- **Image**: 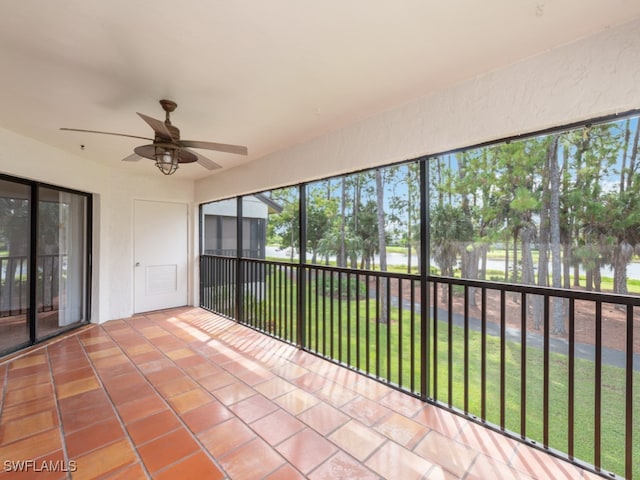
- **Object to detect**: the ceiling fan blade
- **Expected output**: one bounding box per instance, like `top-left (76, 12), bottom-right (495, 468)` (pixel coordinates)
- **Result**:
top-left (137, 112), bottom-right (174, 140)
top-left (60, 128), bottom-right (152, 142)
top-left (122, 153), bottom-right (142, 162)
top-left (180, 140), bottom-right (247, 156)
top-left (184, 148), bottom-right (222, 170)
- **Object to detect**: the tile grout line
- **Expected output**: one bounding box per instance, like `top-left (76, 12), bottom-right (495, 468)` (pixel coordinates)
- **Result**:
top-left (75, 326), bottom-right (153, 479)
top-left (0, 354), bottom-right (9, 420)
top-left (142, 313), bottom-right (312, 479)
top-left (147, 313), bottom-right (351, 478)
top-left (96, 320), bottom-right (204, 477)
top-left (46, 338), bottom-right (77, 480)
top-left (176, 312), bottom-right (436, 479)
top-left (217, 315), bottom-right (536, 478)
top-left (459, 452), bottom-right (480, 480)
top-left (183, 314), bottom-right (435, 477)
top-left (0, 324), bottom-right (97, 367)
top-left (200, 315), bottom-right (505, 479)
top-left (103, 315), bottom-right (239, 479)
top-left (149, 310), bottom-right (549, 480)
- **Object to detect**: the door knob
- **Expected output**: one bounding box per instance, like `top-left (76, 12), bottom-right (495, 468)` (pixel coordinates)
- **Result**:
top-left (135, 262), bottom-right (140, 267)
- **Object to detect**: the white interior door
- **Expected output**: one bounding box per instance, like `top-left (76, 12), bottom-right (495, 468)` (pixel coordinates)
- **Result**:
top-left (134, 200), bottom-right (188, 313)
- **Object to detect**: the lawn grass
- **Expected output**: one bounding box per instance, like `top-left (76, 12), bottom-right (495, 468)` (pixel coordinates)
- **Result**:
top-left (436, 321), bottom-right (639, 477)
top-left (238, 271), bottom-right (639, 478)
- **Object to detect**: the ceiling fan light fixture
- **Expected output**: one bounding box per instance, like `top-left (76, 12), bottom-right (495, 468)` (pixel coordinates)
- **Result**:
top-left (61, 100), bottom-right (248, 176)
top-left (154, 146), bottom-right (179, 175)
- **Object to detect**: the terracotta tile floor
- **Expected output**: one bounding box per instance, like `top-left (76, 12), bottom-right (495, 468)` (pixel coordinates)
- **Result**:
top-left (0, 307), bottom-right (595, 479)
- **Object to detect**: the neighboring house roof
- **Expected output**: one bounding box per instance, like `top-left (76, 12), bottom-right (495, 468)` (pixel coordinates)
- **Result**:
top-left (254, 193), bottom-right (283, 214)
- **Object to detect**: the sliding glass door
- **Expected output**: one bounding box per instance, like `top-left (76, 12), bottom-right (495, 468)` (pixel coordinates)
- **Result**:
top-left (0, 178), bottom-right (31, 352)
top-left (37, 188), bottom-right (89, 338)
top-left (0, 175), bottom-right (90, 355)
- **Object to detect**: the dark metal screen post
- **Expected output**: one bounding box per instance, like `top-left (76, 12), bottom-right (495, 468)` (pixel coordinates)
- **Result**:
top-left (543, 294), bottom-right (550, 448)
top-left (520, 292), bottom-right (527, 439)
top-left (595, 301), bottom-right (602, 471)
top-left (500, 291), bottom-right (506, 430)
top-left (480, 287), bottom-right (487, 421)
top-left (85, 195), bottom-right (93, 323)
top-left (198, 204), bottom-right (204, 308)
top-left (625, 305), bottom-right (634, 480)
top-left (419, 158), bottom-right (429, 399)
top-left (568, 298), bottom-right (575, 458)
top-left (236, 197), bottom-right (243, 322)
top-left (464, 285), bottom-right (469, 414)
top-left (297, 184), bottom-right (307, 348)
top-left (28, 185), bottom-right (38, 343)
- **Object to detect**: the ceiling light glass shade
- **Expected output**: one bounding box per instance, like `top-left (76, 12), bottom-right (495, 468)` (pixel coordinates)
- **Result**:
top-left (155, 146), bottom-right (179, 175)
top-left (134, 143), bottom-right (198, 175)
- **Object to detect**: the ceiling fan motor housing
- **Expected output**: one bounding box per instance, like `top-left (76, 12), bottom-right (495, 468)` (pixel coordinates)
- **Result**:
top-left (158, 124), bottom-right (180, 142)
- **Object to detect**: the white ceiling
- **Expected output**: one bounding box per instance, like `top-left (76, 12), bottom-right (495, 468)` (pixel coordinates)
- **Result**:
top-left (1, 0), bottom-right (640, 180)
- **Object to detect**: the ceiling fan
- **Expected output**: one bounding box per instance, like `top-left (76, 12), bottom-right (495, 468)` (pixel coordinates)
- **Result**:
top-left (61, 99), bottom-right (248, 175)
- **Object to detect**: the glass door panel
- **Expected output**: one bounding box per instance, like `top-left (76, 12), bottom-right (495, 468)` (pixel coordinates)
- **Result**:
top-left (0, 179), bottom-right (31, 353)
top-left (37, 188), bottom-right (88, 339)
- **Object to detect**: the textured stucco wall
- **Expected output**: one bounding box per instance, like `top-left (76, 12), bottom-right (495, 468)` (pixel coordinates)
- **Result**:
top-left (195, 18), bottom-right (640, 204)
top-left (0, 128), bottom-right (194, 322)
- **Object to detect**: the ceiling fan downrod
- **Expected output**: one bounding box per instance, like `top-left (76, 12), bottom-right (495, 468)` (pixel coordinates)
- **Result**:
top-left (159, 99), bottom-right (177, 125)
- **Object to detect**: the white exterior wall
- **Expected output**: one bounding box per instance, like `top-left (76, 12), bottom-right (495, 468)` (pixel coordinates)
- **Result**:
top-left (242, 197), bottom-right (269, 219)
top-left (195, 19), bottom-right (640, 203)
top-left (201, 196), bottom-right (268, 218)
top-left (201, 198), bottom-right (236, 217)
top-left (0, 127), bottom-right (194, 323)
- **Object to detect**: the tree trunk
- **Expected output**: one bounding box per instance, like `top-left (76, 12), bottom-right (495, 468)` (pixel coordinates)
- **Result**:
top-left (572, 221), bottom-right (581, 287)
top-left (354, 175), bottom-right (361, 268)
top-left (573, 262), bottom-right (580, 287)
top-left (504, 236), bottom-right (510, 282)
top-left (407, 168), bottom-right (413, 274)
top-left (521, 226), bottom-right (535, 285)
top-left (534, 135), bottom-right (553, 330)
top-left (2, 224), bottom-right (29, 314)
top-left (1, 258), bottom-right (19, 314)
top-left (561, 142), bottom-right (572, 290)
top-left (548, 136), bottom-right (565, 334)
top-left (620, 119), bottom-right (630, 193)
top-left (562, 242), bottom-right (571, 289)
top-left (375, 169), bottom-right (388, 323)
top-left (613, 241), bottom-right (632, 295)
top-left (626, 119), bottom-right (640, 191)
top-left (339, 177), bottom-right (347, 268)
top-left (513, 232), bottom-right (518, 283)
top-left (291, 228), bottom-right (295, 262)
top-left (594, 259), bottom-right (602, 292)
top-left (462, 243), bottom-right (480, 307)
top-left (435, 159), bottom-right (444, 206)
